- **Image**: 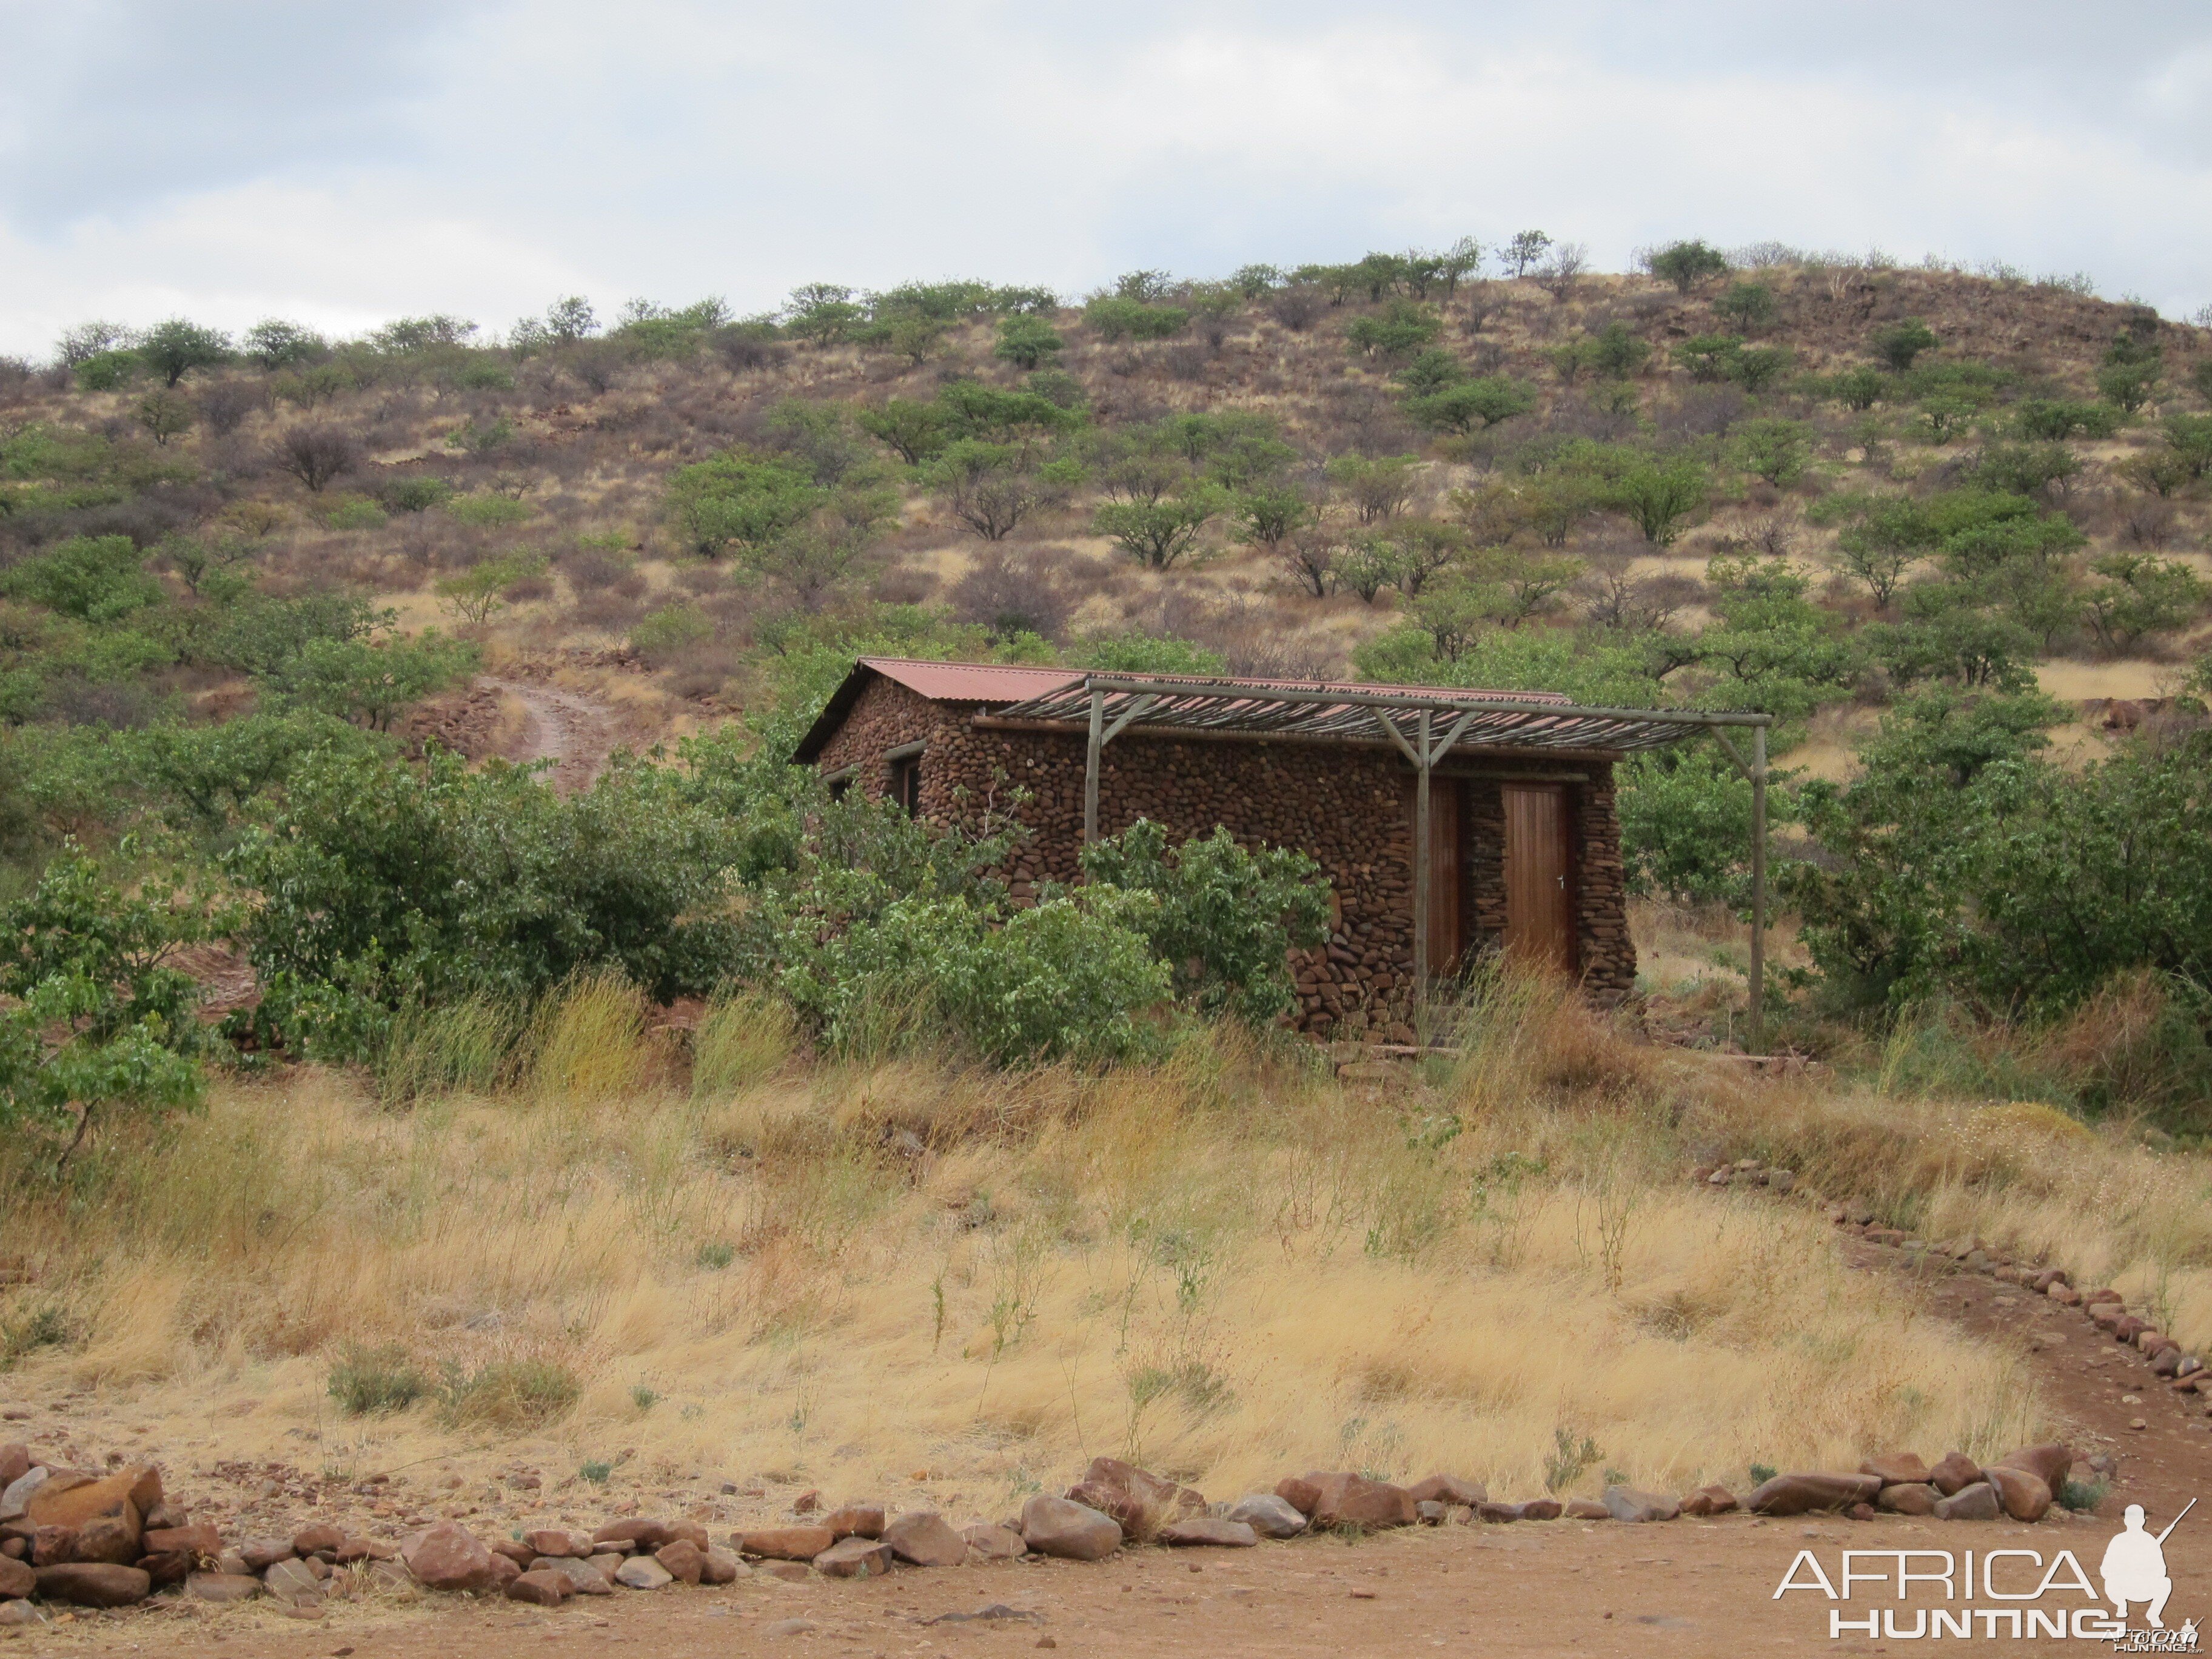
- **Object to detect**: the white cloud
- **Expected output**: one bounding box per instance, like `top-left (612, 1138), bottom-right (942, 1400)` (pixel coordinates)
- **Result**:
top-left (1, 1), bottom-right (2208, 357)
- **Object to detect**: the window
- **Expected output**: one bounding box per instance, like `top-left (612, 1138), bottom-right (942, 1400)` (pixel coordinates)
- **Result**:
top-left (890, 755), bottom-right (921, 816)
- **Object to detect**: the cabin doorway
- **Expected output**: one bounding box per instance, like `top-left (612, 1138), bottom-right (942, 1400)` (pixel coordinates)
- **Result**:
top-left (1503, 783), bottom-right (1575, 973)
top-left (1424, 779), bottom-right (1469, 977)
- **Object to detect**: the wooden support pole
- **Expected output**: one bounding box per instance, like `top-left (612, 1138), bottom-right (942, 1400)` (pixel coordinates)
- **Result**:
top-left (1413, 709), bottom-right (1432, 1003)
top-left (1083, 683), bottom-right (1103, 847)
top-left (1749, 722), bottom-right (1768, 1054)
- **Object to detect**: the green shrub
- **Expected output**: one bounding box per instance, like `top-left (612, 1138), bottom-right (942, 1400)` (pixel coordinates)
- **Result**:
top-left (1406, 376), bottom-right (1536, 433)
top-left (1646, 239), bottom-right (1729, 292)
top-left (320, 495), bottom-right (388, 531)
top-left (375, 994), bottom-right (531, 1102)
top-left (444, 492), bottom-right (532, 528)
top-left (1082, 297), bottom-right (1188, 342)
top-left (1346, 300), bottom-right (1443, 360)
top-left (0, 535), bottom-right (163, 622)
top-left (993, 315), bottom-right (1064, 369)
top-left (327, 1344), bottom-right (430, 1413)
top-left (437, 1358), bottom-right (581, 1430)
top-left (1080, 821), bottom-right (1330, 1024)
top-left (380, 477), bottom-right (454, 512)
top-left (629, 604), bottom-right (715, 663)
top-left (0, 1304), bottom-right (73, 1369)
top-left (1871, 320), bottom-right (1939, 370)
top-left (73, 349), bottom-right (140, 391)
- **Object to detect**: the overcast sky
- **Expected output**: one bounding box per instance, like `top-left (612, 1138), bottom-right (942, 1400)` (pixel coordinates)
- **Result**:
top-left (4, 0), bottom-right (2211, 358)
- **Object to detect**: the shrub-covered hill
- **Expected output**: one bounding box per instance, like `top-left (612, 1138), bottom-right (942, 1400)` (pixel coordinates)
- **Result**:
top-left (1, 241), bottom-right (2210, 1109)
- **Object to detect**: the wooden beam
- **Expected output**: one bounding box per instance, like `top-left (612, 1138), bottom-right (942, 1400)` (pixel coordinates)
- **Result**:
top-left (1749, 722), bottom-right (1768, 1055)
top-left (1082, 685), bottom-right (1103, 847)
top-left (1100, 694), bottom-right (1157, 747)
top-left (1413, 710), bottom-right (1432, 1006)
top-left (1371, 709), bottom-right (1422, 768)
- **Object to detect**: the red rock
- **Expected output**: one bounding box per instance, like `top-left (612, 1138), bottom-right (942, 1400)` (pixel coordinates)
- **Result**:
top-left (1877, 1483), bottom-right (1939, 1515)
top-left (1985, 1466), bottom-right (2053, 1522)
top-left (76, 1517), bottom-right (141, 1566)
top-left (488, 1552), bottom-right (521, 1589)
top-left (792, 1490), bottom-right (820, 1514)
top-left (1849, 1502), bottom-right (1879, 1521)
top-left (144, 1524), bottom-right (220, 1560)
top-left (1305, 1473), bottom-right (1415, 1530)
top-left (1563, 1499), bottom-right (1611, 1521)
top-left (701, 1547), bottom-right (740, 1585)
top-left (1405, 1474), bottom-right (1487, 1507)
top-left (1512, 1500), bottom-right (1564, 1521)
top-left (1273, 1476), bottom-right (1322, 1517)
top-left (529, 1558), bottom-right (612, 1595)
top-left (1678, 1486), bottom-right (1738, 1516)
top-left (2150, 1347), bottom-right (2184, 1376)
top-left (1858, 1453), bottom-right (1931, 1487)
top-left (654, 1540), bottom-right (705, 1585)
top-left (737, 1526), bottom-right (835, 1561)
top-left (962, 1524), bottom-right (1027, 1560)
top-left (1602, 1487), bottom-right (1678, 1523)
top-left (292, 1522), bottom-right (345, 1557)
top-left (1933, 1482), bottom-right (2001, 1521)
top-left (489, 1538), bottom-right (535, 1566)
top-left (1018, 1496), bottom-right (1121, 1561)
top-left (1929, 1452), bottom-right (1982, 1496)
top-left (1746, 1473), bottom-right (1882, 1516)
top-left (591, 1519), bottom-right (673, 1551)
top-left (1063, 1458), bottom-right (1204, 1535)
top-left (882, 1511), bottom-right (966, 1567)
top-left (524, 1529), bottom-right (582, 1559)
top-left (30, 1526), bottom-right (78, 1566)
top-left (506, 1569), bottom-right (572, 1606)
top-left (663, 1520), bottom-right (709, 1552)
top-left (812, 1537), bottom-right (895, 1578)
top-left (825, 1505), bottom-right (885, 1540)
top-left (2048, 1284), bottom-right (2082, 1306)
top-left (0, 1554), bottom-right (30, 1598)
top-left (25, 1469), bottom-right (149, 1546)
top-left (402, 1522), bottom-right (500, 1592)
top-left (186, 1571), bottom-right (265, 1604)
top-left (137, 1550), bottom-right (193, 1588)
top-left (239, 1537), bottom-right (295, 1572)
top-left (33, 1562), bottom-right (150, 1606)
top-left (1474, 1502), bottom-right (1521, 1523)
top-left (1155, 1517), bottom-right (1257, 1547)
top-left (1988, 1444), bottom-right (2071, 1494)
top-left (0, 1449), bottom-right (25, 1493)
top-left (333, 1538), bottom-right (395, 1564)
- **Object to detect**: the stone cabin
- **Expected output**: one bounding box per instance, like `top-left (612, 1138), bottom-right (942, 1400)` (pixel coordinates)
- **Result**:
top-left (793, 657), bottom-right (1660, 1041)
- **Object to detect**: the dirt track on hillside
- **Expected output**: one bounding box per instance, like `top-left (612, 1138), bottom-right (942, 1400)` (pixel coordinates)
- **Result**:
top-left (33, 1232), bottom-right (2212, 1658)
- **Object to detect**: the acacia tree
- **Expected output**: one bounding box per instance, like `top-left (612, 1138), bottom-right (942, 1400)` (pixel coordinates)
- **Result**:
top-left (1502, 230), bottom-right (1553, 278)
top-left (137, 318), bottom-right (230, 386)
top-left (1646, 240), bottom-right (1730, 293)
top-left (274, 424), bottom-right (362, 492)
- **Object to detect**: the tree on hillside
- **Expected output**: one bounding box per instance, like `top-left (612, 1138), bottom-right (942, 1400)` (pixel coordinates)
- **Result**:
top-left (1646, 240), bottom-right (1730, 293)
top-left (1872, 319), bottom-right (1939, 370)
top-left (1502, 230), bottom-right (1552, 278)
top-left (993, 315), bottom-right (1064, 370)
top-left (137, 318), bottom-right (230, 386)
top-left (273, 425), bottom-right (361, 493)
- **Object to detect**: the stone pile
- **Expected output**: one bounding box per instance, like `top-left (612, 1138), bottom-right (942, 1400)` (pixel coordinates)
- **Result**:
top-left (0, 1436), bottom-right (2108, 1629)
top-left (1693, 1154), bottom-right (2211, 1422)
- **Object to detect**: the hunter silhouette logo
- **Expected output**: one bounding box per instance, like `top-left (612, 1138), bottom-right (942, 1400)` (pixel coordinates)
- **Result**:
top-left (2103, 1501), bottom-right (2190, 1630)
top-left (1774, 1498), bottom-right (2198, 1644)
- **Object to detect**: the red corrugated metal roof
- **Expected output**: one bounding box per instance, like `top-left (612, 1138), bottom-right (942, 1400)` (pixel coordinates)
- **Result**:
top-left (860, 658), bottom-right (1085, 702)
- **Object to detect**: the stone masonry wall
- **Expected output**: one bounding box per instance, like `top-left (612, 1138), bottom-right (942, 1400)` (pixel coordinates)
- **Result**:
top-left (812, 675), bottom-right (1637, 1035)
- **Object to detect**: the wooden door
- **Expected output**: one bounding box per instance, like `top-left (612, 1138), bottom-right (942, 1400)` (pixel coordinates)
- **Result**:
top-left (1427, 779), bottom-right (1465, 976)
top-left (1503, 783), bottom-right (1575, 973)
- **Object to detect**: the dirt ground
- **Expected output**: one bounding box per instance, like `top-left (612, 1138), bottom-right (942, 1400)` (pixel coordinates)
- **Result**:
top-left (15, 1219), bottom-right (2211, 1658)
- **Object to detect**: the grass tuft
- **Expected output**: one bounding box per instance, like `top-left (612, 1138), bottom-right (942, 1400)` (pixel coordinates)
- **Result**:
top-left (327, 1343), bottom-right (430, 1414)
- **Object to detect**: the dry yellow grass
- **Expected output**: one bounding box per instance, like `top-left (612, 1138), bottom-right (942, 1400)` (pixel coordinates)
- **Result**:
top-left (21, 976), bottom-right (2200, 1529)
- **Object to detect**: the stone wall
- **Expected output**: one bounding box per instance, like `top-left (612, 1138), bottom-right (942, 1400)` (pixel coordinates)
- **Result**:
top-left (812, 674), bottom-right (1637, 1035)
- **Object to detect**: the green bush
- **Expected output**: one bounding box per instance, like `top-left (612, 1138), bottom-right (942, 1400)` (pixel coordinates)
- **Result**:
top-left (380, 476), bottom-right (454, 512)
top-left (444, 493), bottom-right (532, 528)
top-left (320, 495), bottom-right (388, 531)
top-left (1406, 376), bottom-right (1536, 434)
top-left (1083, 297), bottom-right (1188, 342)
top-left (73, 349), bottom-right (139, 392)
top-left (0, 850), bottom-right (211, 1171)
top-left (629, 604), bottom-right (715, 663)
top-left (0, 535), bottom-right (163, 623)
top-left (993, 315), bottom-right (1064, 370)
top-left (436, 1358), bottom-right (581, 1430)
top-left (1346, 300), bottom-right (1442, 360)
top-left (327, 1344), bottom-right (430, 1413)
top-left (1079, 821), bottom-right (1329, 1024)
top-left (1646, 240), bottom-right (1730, 292)
top-left (1871, 320), bottom-right (1939, 370)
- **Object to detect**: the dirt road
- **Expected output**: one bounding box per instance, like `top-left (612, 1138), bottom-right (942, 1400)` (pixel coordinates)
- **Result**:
top-left (484, 677), bottom-right (612, 794)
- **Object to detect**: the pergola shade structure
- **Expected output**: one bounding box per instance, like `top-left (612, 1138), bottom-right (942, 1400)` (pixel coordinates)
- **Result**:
top-left (977, 672), bottom-right (1777, 1048)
